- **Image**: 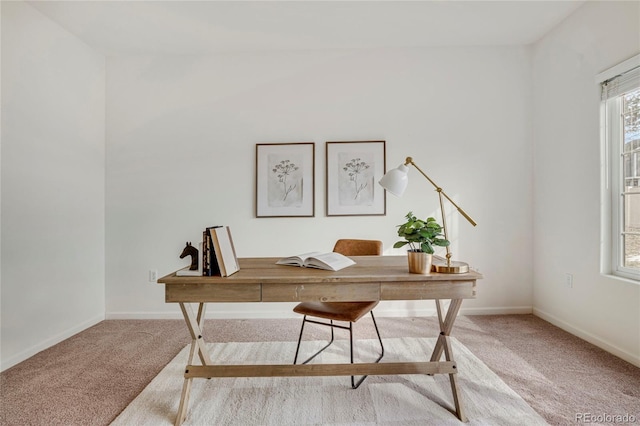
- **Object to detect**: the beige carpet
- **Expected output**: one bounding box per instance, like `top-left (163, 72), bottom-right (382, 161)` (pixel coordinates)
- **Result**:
top-left (111, 337), bottom-right (548, 425)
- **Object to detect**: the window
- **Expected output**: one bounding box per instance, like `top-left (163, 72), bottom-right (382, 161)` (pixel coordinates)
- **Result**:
top-left (601, 55), bottom-right (640, 280)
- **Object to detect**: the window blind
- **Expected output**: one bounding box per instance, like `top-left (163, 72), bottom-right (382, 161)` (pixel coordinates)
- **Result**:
top-left (601, 65), bottom-right (640, 100)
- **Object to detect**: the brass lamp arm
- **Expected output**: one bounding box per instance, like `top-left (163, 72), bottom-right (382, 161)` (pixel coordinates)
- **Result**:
top-left (404, 157), bottom-right (477, 227)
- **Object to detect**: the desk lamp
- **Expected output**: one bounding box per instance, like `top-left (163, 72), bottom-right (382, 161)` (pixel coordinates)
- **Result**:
top-left (379, 157), bottom-right (477, 273)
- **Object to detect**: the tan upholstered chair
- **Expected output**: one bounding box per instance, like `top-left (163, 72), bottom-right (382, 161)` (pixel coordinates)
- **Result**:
top-left (292, 239), bottom-right (384, 389)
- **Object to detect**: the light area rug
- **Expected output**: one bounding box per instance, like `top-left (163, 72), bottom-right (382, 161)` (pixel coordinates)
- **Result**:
top-left (111, 337), bottom-right (548, 426)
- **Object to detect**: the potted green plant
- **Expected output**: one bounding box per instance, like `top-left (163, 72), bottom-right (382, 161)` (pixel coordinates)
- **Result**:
top-left (394, 211), bottom-right (450, 274)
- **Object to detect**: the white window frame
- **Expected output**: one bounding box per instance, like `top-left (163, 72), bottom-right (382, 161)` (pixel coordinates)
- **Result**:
top-left (599, 54), bottom-right (640, 281)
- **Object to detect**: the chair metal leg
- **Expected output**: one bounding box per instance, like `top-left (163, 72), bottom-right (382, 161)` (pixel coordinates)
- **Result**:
top-left (293, 315), bottom-right (308, 364)
top-left (293, 316), bottom-right (337, 365)
top-left (294, 312), bottom-right (384, 389)
top-left (351, 311), bottom-right (384, 389)
top-left (372, 311), bottom-right (385, 359)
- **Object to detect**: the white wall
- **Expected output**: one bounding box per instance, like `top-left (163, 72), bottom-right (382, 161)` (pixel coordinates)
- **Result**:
top-left (12, 0), bottom-right (638, 372)
top-left (105, 47), bottom-right (533, 319)
top-left (532, 0), bottom-right (640, 366)
top-left (0, 2), bottom-right (106, 370)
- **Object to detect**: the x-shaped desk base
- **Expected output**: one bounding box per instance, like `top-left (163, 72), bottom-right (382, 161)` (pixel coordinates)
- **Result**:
top-left (174, 298), bottom-right (467, 426)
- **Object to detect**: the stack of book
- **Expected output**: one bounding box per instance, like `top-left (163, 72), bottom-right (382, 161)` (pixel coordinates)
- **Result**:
top-left (202, 225), bottom-right (240, 277)
top-left (174, 225), bottom-right (239, 277)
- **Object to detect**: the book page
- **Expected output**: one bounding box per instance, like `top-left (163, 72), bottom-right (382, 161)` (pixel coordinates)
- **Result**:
top-left (205, 226), bottom-right (222, 276)
top-left (209, 228), bottom-right (226, 276)
top-left (276, 252), bottom-right (322, 266)
top-left (214, 226), bottom-right (239, 276)
top-left (305, 252), bottom-right (355, 271)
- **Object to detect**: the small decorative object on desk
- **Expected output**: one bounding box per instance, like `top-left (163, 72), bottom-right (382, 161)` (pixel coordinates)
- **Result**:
top-left (276, 251), bottom-right (355, 271)
top-left (176, 242), bottom-right (203, 276)
top-left (393, 212), bottom-right (449, 274)
top-left (180, 242), bottom-right (199, 270)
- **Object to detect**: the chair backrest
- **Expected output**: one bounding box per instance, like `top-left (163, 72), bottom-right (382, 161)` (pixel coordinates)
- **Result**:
top-left (333, 239), bottom-right (383, 256)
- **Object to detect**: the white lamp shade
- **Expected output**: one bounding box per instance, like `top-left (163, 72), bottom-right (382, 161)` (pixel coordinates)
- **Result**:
top-left (379, 163), bottom-right (409, 196)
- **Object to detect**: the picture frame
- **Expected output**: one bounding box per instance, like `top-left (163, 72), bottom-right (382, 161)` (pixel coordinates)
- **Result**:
top-left (326, 140), bottom-right (386, 216)
top-left (256, 142), bottom-right (315, 217)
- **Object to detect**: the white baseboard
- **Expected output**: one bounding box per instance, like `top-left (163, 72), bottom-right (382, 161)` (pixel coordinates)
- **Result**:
top-left (105, 305), bottom-right (534, 320)
top-left (533, 308), bottom-right (640, 368)
top-left (459, 306), bottom-right (533, 315)
top-left (1, 314), bottom-right (105, 372)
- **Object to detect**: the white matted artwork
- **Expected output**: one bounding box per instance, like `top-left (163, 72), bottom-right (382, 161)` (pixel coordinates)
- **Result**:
top-left (256, 142), bottom-right (315, 217)
top-left (326, 141), bottom-right (386, 216)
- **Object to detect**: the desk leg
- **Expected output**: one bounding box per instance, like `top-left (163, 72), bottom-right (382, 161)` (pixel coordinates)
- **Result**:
top-left (430, 299), bottom-right (467, 422)
top-left (176, 303), bottom-right (211, 426)
top-left (430, 299), bottom-right (462, 362)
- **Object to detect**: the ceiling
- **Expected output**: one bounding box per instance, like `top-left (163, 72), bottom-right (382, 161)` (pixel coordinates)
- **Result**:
top-left (27, 0), bottom-right (586, 55)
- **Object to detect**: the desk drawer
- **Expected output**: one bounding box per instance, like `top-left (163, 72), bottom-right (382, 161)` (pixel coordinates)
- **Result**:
top-left (262, 283), bottom-right (380, 302)
top-left (381, 280), bottom-right (476, 300)
top-left (165, 283), bottom-right (261, 302)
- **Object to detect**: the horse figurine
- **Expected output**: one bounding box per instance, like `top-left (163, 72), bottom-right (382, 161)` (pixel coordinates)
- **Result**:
top-left (180, 242), bottom-right (199, 271)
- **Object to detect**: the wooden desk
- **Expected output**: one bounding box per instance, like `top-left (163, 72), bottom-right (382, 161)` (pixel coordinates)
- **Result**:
top-left (159, 256), bottom-right (482, 425)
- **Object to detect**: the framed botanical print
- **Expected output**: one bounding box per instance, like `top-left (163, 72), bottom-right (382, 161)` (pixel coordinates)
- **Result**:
top-left (256, 142), bottom-right (315, 217)
top-left (326, 140), bottom-right (386, 216)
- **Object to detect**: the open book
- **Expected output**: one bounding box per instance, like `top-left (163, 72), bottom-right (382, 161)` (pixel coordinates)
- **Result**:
top-left (276, 252), bottom-right (356, 271)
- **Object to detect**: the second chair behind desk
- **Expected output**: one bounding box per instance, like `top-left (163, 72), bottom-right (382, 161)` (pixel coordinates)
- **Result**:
top-left (292, 238), bottom-right (385, 389)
